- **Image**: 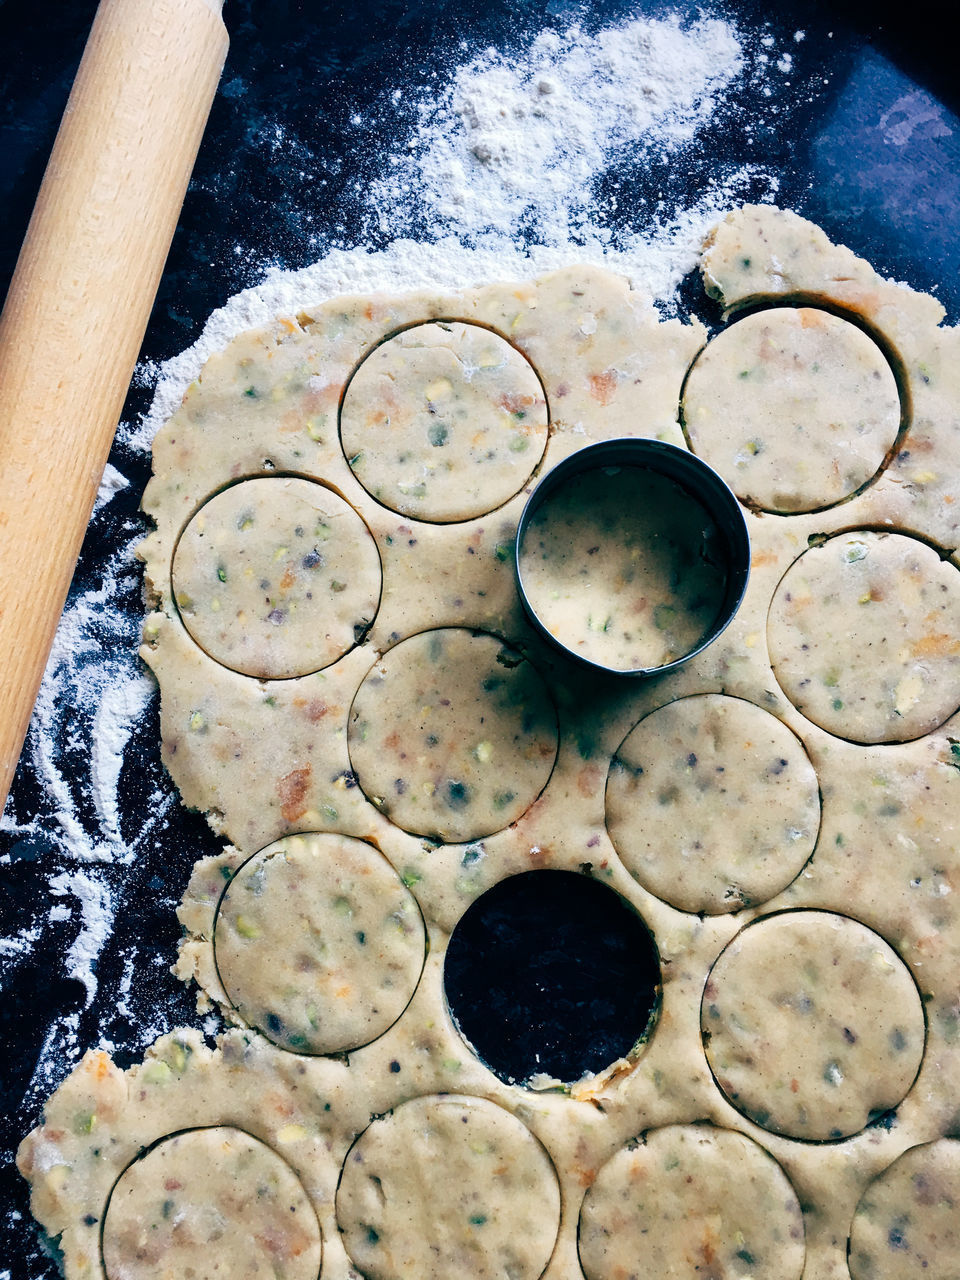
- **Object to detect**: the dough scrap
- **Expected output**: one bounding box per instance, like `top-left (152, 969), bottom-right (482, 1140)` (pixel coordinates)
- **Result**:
top-left (605, 694), bottom-right (820, 914)
top-left (214, 832), bottom-right (425, 1054)
top-left (102, 1126), bottom-right (322, 1280)
top-left (682, 307), bottom-right (900, 513)
top-left (768, 530), bottom-right (960, 744)
top-left (347, 628), bottom-right (558, 842)
top-left (702, 911), bottom-right (925, 1141)
top-left (172, 476), bottom-right (381, 678)
top-left (336, 1094), bottom-right (561, 1280)
top-left (578, 1124), bottom-right (805, 1280)
top-left (340, 321), bottom-right (549, 522)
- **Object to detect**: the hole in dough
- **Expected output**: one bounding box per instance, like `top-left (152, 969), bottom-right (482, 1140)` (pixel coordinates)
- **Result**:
top-left (444, 869), bottom-right (660, 1085)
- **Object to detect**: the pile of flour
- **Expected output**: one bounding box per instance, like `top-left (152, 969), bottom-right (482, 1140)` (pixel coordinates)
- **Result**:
top-left (1, 7), bottom-right (797, 1098)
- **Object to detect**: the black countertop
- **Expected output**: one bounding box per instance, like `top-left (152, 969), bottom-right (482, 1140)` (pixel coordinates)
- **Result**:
top-left (1, 1), bottom-right (958, 1275)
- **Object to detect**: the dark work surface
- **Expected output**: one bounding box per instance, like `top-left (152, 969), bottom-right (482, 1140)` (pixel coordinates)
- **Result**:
top-left (1, 0), bottom-right (958, 1275)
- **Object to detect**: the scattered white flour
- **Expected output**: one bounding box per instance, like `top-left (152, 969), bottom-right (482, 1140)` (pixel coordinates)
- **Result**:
top-left (374, 16), bottom-right (745, 241)
top-left (47, 871), bottom-right (114, 1007)
top-left (2, 3), bottom-right (799, 1150)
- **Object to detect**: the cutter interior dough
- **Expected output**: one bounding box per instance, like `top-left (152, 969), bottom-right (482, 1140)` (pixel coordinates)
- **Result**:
top-left (518, 464), bottom-right (727, 670)
top-left (18, 206), bottom-right (960, 1280)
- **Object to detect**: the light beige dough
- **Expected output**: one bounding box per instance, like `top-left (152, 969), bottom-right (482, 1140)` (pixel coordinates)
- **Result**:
top-left (702, 911), bottom-right (925, 1141)
top-left (682, 306), bottom-right (901, 513)
top-left (20, 209), bottom-right (960, 1280)
top-left (605, 694), bottom-right (820, 914)
top-left (578, 1123), bottom-right (805, 1280)
top-left (336, 1094), bottom-right (560, 1280)
top-left (102, 1126), bottom-right (322, 1280)
top-left (848, 1138), bottom-right (960, 1279)
top-left (213, 832), bottom-right (425, 1054)
top-left (172, 476), bottom-right (381, 678)
top-left (768, 530), bottom-right (960, 744)
top-left (340, 321), bottom-right (549, 522)
top-left (347, 628), bottom-right (558, 842)
top-left (518, 465), bottom-right (727, 671)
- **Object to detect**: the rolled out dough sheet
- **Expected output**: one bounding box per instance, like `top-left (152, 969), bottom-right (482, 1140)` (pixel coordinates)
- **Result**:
top-left (18, 207), bottom-right (960, 1280)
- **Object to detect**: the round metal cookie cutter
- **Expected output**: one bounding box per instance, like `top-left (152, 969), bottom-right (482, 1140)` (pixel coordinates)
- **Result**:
top-left (514, 438), bottom-right (750, 677)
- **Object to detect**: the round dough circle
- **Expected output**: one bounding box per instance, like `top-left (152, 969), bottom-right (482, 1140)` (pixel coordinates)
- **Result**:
top-left (102, 1126), bottom-right (322, 1280)
top-left (682, 307), bottom-right (900, 513)
top-left (336, 1094), bottom-right (560, 1280)
top-left (606, 694), bottom-right (820, 914)
top-left (702, 911), bottom-right (925, 1141)
top-left (767, 531), bottom-right (960, 744)
top-left (340, 321), bottom-right (548, 522)
top-left (172, 476), bottom-right (381, 678)
top-left (214, 833), bottom-right (425, 1054)
top-left (578, 1124), bottom-right (805, 1280)
top-left (347, 629), bottom-right (558, 842)
top-left (849, 1139), bottom-right (960, 1279)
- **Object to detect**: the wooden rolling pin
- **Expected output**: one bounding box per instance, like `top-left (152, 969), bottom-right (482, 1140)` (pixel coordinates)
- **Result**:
top-left (0, 0), bottom-right (228, 808)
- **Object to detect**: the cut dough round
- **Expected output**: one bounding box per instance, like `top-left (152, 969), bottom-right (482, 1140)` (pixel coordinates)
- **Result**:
top-left (849, 1139), bottom-right (960, 1279)
top-left (348, 629), bottom-right (558, 842)
top-left (768, 531), bottom-right (960, 744)
top-left (214, 833), bottom-right (425, 1054)
top-left (337, 1094), bottom-right (560, 1280)
top-left (702, 911), bottom-right (924, 1141)
top-left (578, 1124), bottom-right (805, 1280)
top-left (606, 694), bottom-right (820, 914)
top-left (171, 476), bottom-right (381, 678)
top-left (340, 321), bottom-right (548, 522)
top-left (683, 307), bottom-right (900, 513)
top-left (102, 1126), bottom-right (322, 1280)
top-left (518, 465), bottom-right (729, 671)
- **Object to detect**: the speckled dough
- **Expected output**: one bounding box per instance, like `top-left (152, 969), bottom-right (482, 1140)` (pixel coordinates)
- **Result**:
top-left (518, 466), bottom-right (727, 670)
top-left (768, 530), bottom-right (960, 744)
top-left (848, 1139), bottom-right (960, 1279)
top-left (348, 628), bottom-right (558, 842)
top-left (578, 1124), bottom-right (805, 1280)
top-left (336, 1094), bottom-right (561, 1280)
top-left (102, 1126), bottom-right (323, 1280)
top-left (605, 694), bottom-right (820, 914)
top-left (682, 307), bottom-right (901, 513)
top-left (340, 321), bottom-right (549, 522)
top-left (214, 833), bottom-right (425, 1054)
top-left (702, 911), bottom-right (925, 1141)
top-left (20, 210), bottom-right (960, 1280)
top-left (172, 476), bottom-right (381, 678)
